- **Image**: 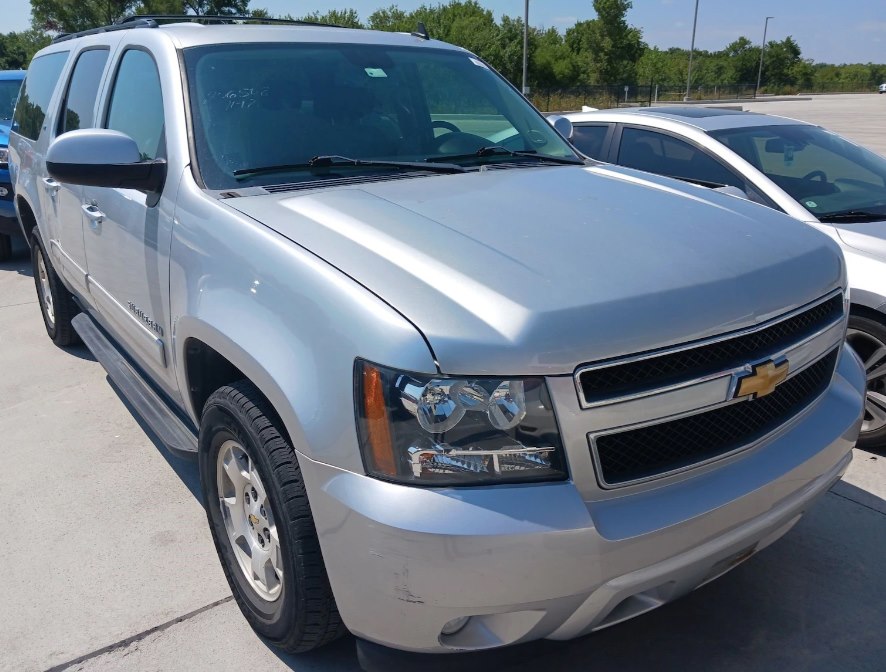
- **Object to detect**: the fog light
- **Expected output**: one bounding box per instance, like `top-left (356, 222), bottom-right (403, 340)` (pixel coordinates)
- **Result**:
top-left (0, 187), bottom-right (8, 197)
top-left (440, 616), bottom-right (470, 636)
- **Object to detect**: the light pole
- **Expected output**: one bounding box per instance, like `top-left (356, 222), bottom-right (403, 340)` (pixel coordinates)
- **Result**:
top-left (684, 0), bottom-right (700, 101)
top-left (755, 16), bottom-right (774, 98)
top-left (522, 0), bottom-right (530, 95)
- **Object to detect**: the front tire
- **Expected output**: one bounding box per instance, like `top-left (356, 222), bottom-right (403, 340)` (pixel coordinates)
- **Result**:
top-left (199, 381), bottom-right (345, 652)
top-left (31, 233), bottom-right (79, 346)
top-left (846, 314), bottom-right (886, 451)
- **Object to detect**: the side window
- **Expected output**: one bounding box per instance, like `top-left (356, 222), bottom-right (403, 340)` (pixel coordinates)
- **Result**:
top-left (571, 124), bottom-right (610, 160)
top-left (105, 50), bottom-right (164, 160)
top-left (618, 127), bottom-right (744, 190)
top-left (58, 48), bottom-right (109, 135)
top-left (12, 51), bottom-right (69, 140)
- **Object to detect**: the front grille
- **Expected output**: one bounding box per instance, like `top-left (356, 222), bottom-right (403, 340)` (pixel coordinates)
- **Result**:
top-left (592, 348), bottom-right (838, 486)
top-left (578, 294), bottom-right (843, 405)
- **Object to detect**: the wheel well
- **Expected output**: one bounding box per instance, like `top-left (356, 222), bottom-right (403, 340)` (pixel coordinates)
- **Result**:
top-left (15, 196), bottom-right (37, 242)
top-left (850, 303), bottom-right (886, 325)
top-left (184, 339), bottom-right (245, 419)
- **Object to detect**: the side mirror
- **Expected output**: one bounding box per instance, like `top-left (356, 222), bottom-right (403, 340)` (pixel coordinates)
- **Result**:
top-left (46, 129), bottom-right (166, 192)
top-left (547, 115), bottom-right (574, 140)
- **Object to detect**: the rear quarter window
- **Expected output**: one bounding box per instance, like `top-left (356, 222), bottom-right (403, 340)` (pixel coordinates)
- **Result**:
top-left (13, 51), bottom-right (69, 141)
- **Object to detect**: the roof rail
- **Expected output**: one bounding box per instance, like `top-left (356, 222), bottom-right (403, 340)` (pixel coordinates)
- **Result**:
top-left (118, 14), bottom-right (345, 28)
top-left (50, 14), bottom-right (347, 43)
top-left (52, 18), bottom-right (158, 43)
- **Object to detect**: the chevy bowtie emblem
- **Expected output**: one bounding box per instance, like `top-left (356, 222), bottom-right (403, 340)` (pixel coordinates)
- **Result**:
top-left (735, 359), bottom-right (789, 399)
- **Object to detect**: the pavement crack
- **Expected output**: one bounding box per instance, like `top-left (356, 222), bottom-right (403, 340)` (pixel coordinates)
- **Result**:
top-left (43, 595), bottom-right (234, 671)
top-left (0, 300), bottom-right (38, 309)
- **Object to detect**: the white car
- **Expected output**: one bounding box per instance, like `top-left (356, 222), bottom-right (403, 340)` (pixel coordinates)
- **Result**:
top-left (878, 83), bottom-right (886, 94)
top-left (565, 107), bottom-right (886, 450)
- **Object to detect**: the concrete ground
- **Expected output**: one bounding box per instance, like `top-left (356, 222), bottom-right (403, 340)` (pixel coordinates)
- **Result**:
top-left (1, 93), bottom-right (885, 672)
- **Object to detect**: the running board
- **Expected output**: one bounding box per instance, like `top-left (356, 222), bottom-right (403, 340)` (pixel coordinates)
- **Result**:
top-left (72, 313), bottom-right (198, 458)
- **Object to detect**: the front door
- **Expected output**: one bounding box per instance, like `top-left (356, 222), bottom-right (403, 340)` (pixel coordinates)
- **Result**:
top-left (82, 48), bottom-right (174, 391)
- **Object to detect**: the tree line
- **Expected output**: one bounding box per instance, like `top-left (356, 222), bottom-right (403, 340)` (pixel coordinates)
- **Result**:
top-left (2, 0), bottom-right (884, 104)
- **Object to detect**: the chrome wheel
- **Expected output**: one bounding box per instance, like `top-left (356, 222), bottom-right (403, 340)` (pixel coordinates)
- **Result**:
top-left (216, 439), bottom-right (283, 601)
top-left (36, 248), bottom-right (55, 327)
top-left (846, 328), bottom-right (886, 434)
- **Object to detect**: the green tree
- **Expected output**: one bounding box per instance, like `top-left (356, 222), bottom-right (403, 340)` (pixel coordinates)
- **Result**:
top-left (31, 0), bottom-right (252, 33)
top-left (0, 29), bottom-right (52, 69)
top-left (299, 9), bottom-right (364, 28)
top-left (565, 0), bottom-right (644, 86)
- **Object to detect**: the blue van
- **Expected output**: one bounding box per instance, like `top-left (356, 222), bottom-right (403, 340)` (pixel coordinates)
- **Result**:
top-left (0, 70), bottom-right (26, 260)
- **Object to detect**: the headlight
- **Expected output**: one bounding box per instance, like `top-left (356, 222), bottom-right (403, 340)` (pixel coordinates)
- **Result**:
top-left (355, 360), bottom-right (568, 485)
top-left (0, 146), bottom-right (8, 166)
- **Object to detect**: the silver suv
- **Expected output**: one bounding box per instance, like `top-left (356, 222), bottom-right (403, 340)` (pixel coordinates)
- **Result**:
top-left (9, 17), bottom-right (866, 657)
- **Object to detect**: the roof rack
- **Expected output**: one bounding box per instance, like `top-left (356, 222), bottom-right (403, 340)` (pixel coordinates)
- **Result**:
top-left (118, 15), bottom-right (344, 28)
top-left (51, 14), bottom-right (345, 43)
top-left (52, 18), bottom-right (158, 43)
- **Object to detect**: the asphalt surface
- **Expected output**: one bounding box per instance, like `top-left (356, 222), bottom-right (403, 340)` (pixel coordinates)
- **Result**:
top-left (1, 93), bottom-right (885, 672)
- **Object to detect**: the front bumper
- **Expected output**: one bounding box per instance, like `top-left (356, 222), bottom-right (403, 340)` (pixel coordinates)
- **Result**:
top-left (298, 348), bottom-right (864, 653)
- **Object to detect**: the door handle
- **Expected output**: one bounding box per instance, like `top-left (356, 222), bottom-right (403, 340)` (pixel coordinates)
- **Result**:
top-left (81, 203), bottom-right (105, 229)
top-left (42, 177), bottom-right (60, 195)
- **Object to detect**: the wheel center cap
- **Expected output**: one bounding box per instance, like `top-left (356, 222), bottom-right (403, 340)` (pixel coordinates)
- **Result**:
top-left (248, 513), bottom-right (260, 528)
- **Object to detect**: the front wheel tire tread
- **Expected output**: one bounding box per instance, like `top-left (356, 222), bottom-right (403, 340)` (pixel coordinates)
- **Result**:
top-left (200, 381), bottom-right (345, 653)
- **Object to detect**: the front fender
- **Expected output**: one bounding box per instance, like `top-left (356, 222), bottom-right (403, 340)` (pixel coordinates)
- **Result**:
top-left (170, 184), bottom-right (437, 474)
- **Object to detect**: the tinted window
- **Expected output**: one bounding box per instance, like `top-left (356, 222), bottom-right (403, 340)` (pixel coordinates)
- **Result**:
top-left (712, 124), bottom-right (886, 219)
top-left (12, 51), bottom-right (69, 140)
top-left (183, 43), bottom-right (578, 189)
top-left (58, 49), bottom-right (109, 134)
top-left (106, 50), bottom-right (164, 160)
top-left (0, 78), bottom-right (24, 120)
top-left (618, 127), bottom-right (743, 190)
top-left (571, 124), bottom-right (609, 160)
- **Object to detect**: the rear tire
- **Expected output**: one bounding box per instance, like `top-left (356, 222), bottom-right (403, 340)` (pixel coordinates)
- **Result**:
top-left (0, 233), bottom-right (11, 261)
top-left (846, 314), bottom-right (886, 452)
top-left (199, 381), bottom-right (345, 652)
top-left (31, 233), bottom-right (80, 346)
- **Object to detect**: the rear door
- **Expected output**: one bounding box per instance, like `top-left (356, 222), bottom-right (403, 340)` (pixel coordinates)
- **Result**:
top-left (81, 47), bottom-right (173, 386)
top-left (48, 46), bottom-right (110, 295)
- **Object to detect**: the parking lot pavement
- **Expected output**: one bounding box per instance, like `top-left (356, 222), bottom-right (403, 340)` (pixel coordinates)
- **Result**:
top-left (1, 93), bottom-right (885, 671)
top-left (741, 93), bottom-right (886, 156)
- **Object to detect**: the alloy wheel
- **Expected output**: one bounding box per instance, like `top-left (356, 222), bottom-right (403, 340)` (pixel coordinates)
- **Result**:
top-left (846, 328), bottom-right (886, 435)
top-left (216, 439), bottom-right (283, 601)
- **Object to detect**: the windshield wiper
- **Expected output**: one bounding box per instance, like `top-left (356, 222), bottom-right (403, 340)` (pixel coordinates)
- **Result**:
top-left (817, 209), bottom-right (886, 223)
top-left (233, 155), bottom-right (466, 179)
top-left (432, 145), bottom-right (586, 166)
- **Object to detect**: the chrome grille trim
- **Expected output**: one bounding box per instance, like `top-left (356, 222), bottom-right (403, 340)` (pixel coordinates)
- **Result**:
top-left (574, 288), bottom-right (845, 409)
top-left (587, 345), bottom-right (840, 489)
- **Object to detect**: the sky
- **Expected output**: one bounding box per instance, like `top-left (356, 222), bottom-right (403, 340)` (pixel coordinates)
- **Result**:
top-left (3, 0), bottom-right (884, 64)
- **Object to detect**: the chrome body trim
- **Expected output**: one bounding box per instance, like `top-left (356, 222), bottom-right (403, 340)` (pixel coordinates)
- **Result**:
top-left (574, 288), bottom-right (844, 409)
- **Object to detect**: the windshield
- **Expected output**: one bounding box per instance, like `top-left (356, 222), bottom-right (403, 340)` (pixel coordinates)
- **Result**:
top-left (0, 78), bottom-right (24, 120)
top-left (710, 124), bottom-right (886, 221)
top-left (183, 43), bottom-right (578, 189)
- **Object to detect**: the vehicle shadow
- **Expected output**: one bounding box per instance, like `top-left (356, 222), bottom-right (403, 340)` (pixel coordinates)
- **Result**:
top-left (105, 375), bottom-right (203, 502)
top-left (0, 234), bottom-right (33, 277)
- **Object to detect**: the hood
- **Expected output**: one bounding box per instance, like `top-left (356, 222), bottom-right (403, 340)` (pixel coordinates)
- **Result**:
top-left (225, 165), bottom-right (844, 375)
top-left (834, 221), bottom-right (886, 260)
